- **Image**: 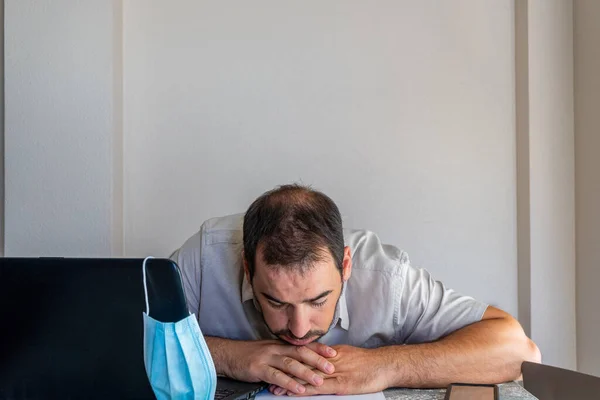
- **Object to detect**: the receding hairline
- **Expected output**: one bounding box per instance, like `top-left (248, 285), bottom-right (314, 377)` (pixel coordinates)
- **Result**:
top-left (243, 183), bottom-right (345, 279)
top-left (261, 184), bottom-right (323, 207)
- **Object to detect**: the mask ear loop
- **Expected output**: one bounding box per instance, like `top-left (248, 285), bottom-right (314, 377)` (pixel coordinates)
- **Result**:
top-left (142, 256), bottom-right (155, 315)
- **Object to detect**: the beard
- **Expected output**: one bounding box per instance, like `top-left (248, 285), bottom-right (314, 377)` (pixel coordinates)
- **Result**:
top-left (271, 328), bottom-right (328, 344)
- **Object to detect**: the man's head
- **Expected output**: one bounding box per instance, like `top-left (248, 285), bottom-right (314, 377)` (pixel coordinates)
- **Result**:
top-left (243, 184), bottom-right (352, 346)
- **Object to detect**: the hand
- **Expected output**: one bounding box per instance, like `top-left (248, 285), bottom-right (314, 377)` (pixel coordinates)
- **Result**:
top-left (270, 345), bottom-right (390, 396)
top-left (226, 340), bottom-right (337, 395)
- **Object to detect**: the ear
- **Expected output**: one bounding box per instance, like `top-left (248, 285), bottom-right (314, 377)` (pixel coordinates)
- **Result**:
top-left (242, 251), bottom-right (252, 284)
top-left (342, 246), bottom-right (352, 282)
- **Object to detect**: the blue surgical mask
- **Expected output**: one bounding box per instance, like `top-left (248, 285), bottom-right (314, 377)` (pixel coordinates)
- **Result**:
top-left (142, 257), bottom-right (217, 400)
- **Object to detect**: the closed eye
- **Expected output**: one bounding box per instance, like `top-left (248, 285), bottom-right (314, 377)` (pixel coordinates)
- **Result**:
top-left (268, 301), bottom-right (286, 309)
top-left (312, 300), bottom-right (327, 308)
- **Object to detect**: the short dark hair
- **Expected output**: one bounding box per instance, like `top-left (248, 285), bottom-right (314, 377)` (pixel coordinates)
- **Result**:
top-left (243, 184), bottom-right (344, 279)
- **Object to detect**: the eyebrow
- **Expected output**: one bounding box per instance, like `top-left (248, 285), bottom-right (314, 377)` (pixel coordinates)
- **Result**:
top-left (261, 290), bottom-right (333, 305)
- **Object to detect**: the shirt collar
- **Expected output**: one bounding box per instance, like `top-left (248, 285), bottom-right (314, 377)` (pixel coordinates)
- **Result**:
top-left (331, 281), bottom-right (350, 330)
top-left (241, 273), bottom-right (350, 331)
top-left (241, 272), bottom-right (262, 312)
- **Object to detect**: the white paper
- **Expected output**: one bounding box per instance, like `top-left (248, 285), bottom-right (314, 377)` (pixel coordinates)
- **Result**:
top-left (256, 389), bottom-right (386, 400)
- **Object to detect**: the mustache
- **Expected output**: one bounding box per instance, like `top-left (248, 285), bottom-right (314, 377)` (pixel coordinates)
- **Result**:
top-left (273, 329), bottom-right (327, 341)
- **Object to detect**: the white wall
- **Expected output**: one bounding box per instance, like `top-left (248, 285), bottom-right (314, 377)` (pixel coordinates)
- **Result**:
top-left (4, 0), bottom-right (585, 370)
top-left (528, 0), bottom-right (577, 370)
top-left (4, 0), bottom-right (121, 256)
top-left (574, 0), bottom-right (600, 377)
top-left (123, 1), bottom-right (518, 316)
top-left (515, 0), bottom-right (577, 370)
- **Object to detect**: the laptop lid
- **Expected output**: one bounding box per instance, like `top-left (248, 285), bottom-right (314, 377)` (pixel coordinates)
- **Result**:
top-left (522, 361), bottom-right (600, 400)
top-left (0, 257), bottom-right (183, 399)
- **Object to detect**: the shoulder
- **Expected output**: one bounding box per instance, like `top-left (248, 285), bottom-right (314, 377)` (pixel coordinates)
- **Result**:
top-left (200, 213), bottom-right (244, 245)
top-left (197, 214), bottom-right (245, 276)
top-left (171, 213), bottom-right (244, 264)
top-left (344, 229), bottom-right (409, 276)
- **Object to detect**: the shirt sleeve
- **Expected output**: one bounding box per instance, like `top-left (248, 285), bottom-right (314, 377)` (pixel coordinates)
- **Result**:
top-left (169, 230), bottom-right (203, 317)
top-left (395, 261), bottom-right (489, 344)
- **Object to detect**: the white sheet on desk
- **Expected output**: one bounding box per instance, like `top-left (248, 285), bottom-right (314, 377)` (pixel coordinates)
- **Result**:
top-left (255, 389), bottom-right (386, 400)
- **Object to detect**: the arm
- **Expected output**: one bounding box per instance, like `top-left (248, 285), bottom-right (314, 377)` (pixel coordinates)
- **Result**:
top-left (289, 306), bottom-right (540, 395)
top-left (205, 336), bottom-right (338, 394)
top-left (386, 262), bottom-right (541, 385)
top-left (381, 306), bottom-right (541, 388)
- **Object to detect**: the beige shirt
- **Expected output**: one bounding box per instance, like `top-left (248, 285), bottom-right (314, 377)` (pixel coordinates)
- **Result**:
top-left (171, 214), bottom-right (488, 347)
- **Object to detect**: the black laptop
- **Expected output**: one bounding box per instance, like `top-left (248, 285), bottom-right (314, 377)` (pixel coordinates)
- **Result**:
top-left (0, 257), bottom-right (266, 400)
top-left (522, 361), bottom-right (600, 400)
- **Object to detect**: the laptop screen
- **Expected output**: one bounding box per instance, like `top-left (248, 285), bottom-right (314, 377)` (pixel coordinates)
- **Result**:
top-left (0, 258), bottom-right (160, 399)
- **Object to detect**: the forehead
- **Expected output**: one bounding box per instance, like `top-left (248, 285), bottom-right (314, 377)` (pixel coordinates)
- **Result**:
top-left (253, 251), bottom-right (340, 292)
top-left (254, 245), bottom-right (338, 279)
top-left (256, 259), bottom-right (337, 282)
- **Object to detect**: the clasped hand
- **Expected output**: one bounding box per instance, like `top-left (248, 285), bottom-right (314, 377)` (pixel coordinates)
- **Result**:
top-left (266, 345), bottom-right (389, 396)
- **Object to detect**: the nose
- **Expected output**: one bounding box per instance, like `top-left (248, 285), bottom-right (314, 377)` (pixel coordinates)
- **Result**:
top-left (288, 306), bottom-right (311, 339)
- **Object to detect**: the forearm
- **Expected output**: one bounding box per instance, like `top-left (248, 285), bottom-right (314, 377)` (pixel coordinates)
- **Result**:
top-left (379, 317), bottom-right (541, 388)
top-left (206, 336), bottom-right (338, 392)
top-left (205, 336), bottom-right (255, 378)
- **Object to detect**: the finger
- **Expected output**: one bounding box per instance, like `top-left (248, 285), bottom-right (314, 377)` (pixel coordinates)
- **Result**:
top-left (285, 346), bottom-right (335, 375)
top-left (305, 342), bottom-right (337, 358)
top-left (262, 366), bottom-right (306, 395)
top-left (287, 379), bottom-right (338, 397)
top-left (276, 355), bottom-right (325, 387)
top-left (270, 384), bottom-right (293, 396)
top-left (274, 387), bottom-right (286, 396)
